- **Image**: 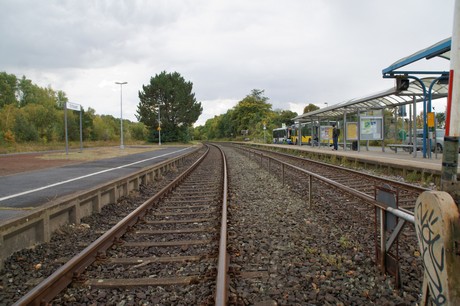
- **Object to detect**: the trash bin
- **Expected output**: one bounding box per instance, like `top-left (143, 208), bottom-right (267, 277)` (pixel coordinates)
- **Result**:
top-left (398, 129), bottom-right (407, 141)
top-left (352, 141), bottom-right (358, 151)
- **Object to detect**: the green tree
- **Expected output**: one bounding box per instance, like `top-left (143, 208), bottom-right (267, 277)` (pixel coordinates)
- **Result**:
top-left (92, 115), bottom-right (118, 141)
top-left (17, 76), bottom-right (43, 107)
top-left (128, 122), bottom-right (148, 141)
top-left (0, 72), bottom-right (18, 108)
top-left (303, 103), bottom-right (320, 114)
top-left (137, 71), bottom-right (202, 142)
top-left (56, 90), bottom-right (68, 109)
top-left (21, 103), bottom-right (59, 142)
top-left (272, 109), bottom-right (298, 127)
top-left (0, 104), bottom-right (19, 133)
top-left (436, 112), bottom-right (445, 128)
top-left (13, 111), bottom-right (39, 141)
top-left (81, 107), bottom-right (96, 140)
top-left (231, 89), bottom-right (272, 136)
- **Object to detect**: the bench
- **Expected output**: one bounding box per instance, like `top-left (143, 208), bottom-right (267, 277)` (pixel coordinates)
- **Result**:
top-left (387, 144), bottom-right (416, 153)
top-left (338, 143), bottom-right (352, 149)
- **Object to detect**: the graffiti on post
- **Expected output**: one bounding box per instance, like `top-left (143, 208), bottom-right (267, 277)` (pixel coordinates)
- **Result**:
top-left (415, 201), bottom-right (446, 305)
top-left (415, 191), bottom-right (460, 306)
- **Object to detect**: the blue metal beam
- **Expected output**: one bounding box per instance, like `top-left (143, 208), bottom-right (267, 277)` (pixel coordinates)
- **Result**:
top-left (382, 38), bottom-right (451, 75)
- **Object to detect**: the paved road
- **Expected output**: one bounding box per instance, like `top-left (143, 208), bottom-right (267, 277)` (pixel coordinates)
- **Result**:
top-left (0, 146), bottom-right (193, 211)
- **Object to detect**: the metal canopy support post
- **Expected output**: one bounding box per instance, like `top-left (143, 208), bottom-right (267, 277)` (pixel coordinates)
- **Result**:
top-left (412, 96), bottom-right (418, 158)
top-left (357, 108), bottom-right (361, 152)
top-left (407, 76), bottom-right (428, 158)
top-left (394, 106), bottom-right (398, 149)
top-left (427, 75), bottom-right (448, 158)
top-left (343, 109), bottom-right (347, 151)
top-left (298, 121), bottom-right (302, 146)
top-left (408, 102), bottom-right (412, 149)
top-left (382, 109), bottom-right (386, 152)
top-left (310, 118), bottom-right (314, 147)
top-left (317, 117), bottom-right (322, 148)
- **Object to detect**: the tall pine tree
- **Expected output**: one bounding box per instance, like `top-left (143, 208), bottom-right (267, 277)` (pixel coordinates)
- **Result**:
top-left (137, 71), bottom-right (202, 142)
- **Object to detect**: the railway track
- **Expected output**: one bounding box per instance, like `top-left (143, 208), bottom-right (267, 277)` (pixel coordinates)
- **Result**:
top-left (14, 144), bottom-right (229, 305)
top-left (230, 143), bottom-right (425, 293)
top-left (235, 144), bottom-right (429, 212)
top-left (5, 143), bottom-right (428, 304)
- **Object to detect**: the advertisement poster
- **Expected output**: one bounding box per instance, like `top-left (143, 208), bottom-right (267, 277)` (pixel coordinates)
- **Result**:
top-left (320, 126), bottom-right (332, 140)
top-left (346, 122), bottom-right (358, 140)
top-left (360, 117), bottom-right (383, 140)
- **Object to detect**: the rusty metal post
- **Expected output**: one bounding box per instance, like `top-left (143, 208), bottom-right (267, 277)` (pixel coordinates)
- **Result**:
top-left (282, 163), bottom-right (285, 186)
top-left (308, 174), bottom-right (313, 208)
top-left (379, 208), bottom-right (386, 273)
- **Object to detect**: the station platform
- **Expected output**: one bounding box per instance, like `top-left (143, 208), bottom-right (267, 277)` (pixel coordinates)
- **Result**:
top-left (243, 142), bottom-right (460, 180)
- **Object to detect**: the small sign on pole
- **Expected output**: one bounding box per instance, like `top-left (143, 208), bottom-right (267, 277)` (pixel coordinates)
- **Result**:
top-left (427, 112), bottom-right (435, 128)
top-left (66, 102), bottom-right (81, 111)
top-left (64, 102), bottom-right (83, 155)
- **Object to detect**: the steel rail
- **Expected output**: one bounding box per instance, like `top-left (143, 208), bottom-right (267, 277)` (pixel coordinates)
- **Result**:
top-left (14, 145), bottom-right (211, 306)
top-left (213, 143), bottom-right (229, 306)
top-left (242, 146), bottom-right (416, 224)
top-left (248, 145), bottom-right (429, 194)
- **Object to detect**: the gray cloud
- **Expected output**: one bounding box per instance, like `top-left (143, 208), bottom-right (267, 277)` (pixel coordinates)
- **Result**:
top-left (0, 0), bottom-right (454, 125)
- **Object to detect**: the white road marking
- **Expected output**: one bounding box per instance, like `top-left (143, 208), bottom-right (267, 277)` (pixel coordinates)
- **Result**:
top-left (0, 148), bottom-right (190, 202)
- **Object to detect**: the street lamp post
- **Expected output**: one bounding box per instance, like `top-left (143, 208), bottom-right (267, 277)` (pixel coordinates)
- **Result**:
top-left (158, 103), bottom-right (162, 146)
top-left (115, 81), bottom-right (127, 149)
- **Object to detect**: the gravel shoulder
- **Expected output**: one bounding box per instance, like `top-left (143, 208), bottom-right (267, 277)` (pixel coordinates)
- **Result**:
top-left (224, 145), bottom-right (421, 305)
top-left (0, 146), bottom-right (163, 176)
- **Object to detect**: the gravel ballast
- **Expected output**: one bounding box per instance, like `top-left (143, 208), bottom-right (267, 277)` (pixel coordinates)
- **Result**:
top-left (0, 145), bottom-right (423, 305)
top-left (224, 145), bottom-right (422, 305)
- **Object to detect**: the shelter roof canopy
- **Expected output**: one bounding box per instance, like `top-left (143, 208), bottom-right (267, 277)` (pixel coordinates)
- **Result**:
top-left (382, 37), bottom-right (451, 75)
top-left (293, 77), bottom-right (448, 122)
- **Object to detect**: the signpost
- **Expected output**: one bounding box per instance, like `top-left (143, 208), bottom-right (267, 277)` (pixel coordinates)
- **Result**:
top-left (65, 102), bottom-right (83, 155)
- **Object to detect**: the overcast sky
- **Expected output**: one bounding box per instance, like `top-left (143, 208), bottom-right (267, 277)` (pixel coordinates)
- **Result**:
top-left (0, 0), bottom-right (455, 126)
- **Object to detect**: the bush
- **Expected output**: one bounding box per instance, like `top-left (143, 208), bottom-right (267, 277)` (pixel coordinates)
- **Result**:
top-left (129, 123), bottom-right (148, 141)
top-left (4, 130), bottom-right (16, 144)
top-left (13, 113), bottom-right (39, 142)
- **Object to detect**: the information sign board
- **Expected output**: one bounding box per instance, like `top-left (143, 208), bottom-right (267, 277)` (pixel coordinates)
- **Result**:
top-left (66, 102), bottom-right (81, 111)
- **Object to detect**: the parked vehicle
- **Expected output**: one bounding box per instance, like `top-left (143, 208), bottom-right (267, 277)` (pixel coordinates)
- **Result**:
top-left (405, 129), bottom-right (444, 153)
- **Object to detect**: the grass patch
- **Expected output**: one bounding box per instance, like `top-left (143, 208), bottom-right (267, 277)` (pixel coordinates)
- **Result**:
top-left (339, 235), bottom-right (354, 249)
top-left (305, 246), bottom-right (318, 255)
top-left (406, 170), bottom-right (422, 182)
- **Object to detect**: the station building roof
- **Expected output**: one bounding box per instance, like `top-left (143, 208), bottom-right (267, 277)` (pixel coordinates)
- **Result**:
top-left (294, 38), bottom-right (451, 123)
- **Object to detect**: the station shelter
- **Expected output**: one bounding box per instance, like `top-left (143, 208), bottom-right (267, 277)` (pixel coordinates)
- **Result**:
top-left (293, 38), bottom-right (451, 159)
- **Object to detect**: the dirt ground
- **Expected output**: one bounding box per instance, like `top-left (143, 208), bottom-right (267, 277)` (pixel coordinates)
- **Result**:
top-left (0, 153), bottom-right (80, 176)
top-left (0, 146), bottom-right (162, 177)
